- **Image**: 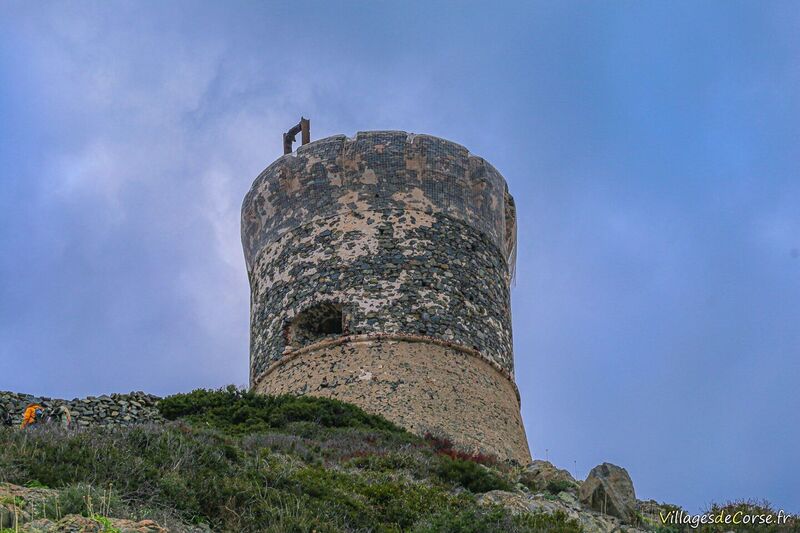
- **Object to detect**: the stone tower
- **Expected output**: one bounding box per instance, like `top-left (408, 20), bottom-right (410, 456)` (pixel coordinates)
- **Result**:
top-left (241, 131), bottom-right (530, 463)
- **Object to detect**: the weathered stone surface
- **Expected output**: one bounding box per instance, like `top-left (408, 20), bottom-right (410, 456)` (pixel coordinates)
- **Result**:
top-left (478, 490), bottom-right (532, 514)
top-left (579, 463), bottom-right (638, 522)
top-left (1, 502), bottom-right (31, 529)
top-left (246, 202), bottom-right (515, 379)
top-left (256, 336), bottom-right (530, 464)
top-left (478, 489), bottom-right (648, 533)
top-left (242, 131), bottom-right (516, 274)
top-left (23, 515), bottom-right (168, 532)
top-left (520, 460), bottom-right (580, 493)
top-left (0, 483), bottom-right (171, 532)
top-left (243, 131), bottom-right (529, 462)
top-left (0, 391), bottom-right (163, 429)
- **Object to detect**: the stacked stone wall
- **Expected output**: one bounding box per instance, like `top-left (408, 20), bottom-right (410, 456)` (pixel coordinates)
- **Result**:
top-left (0, 391), bottom-right (163, 428)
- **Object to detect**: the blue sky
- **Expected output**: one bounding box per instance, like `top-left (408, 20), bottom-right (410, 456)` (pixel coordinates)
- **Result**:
top-left (1, 1), bottom-right (798, 513)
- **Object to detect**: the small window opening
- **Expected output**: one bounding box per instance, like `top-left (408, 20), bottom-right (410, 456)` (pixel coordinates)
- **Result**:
top-left (285, 302), bottom-right (344, 349)
top-left (318, 315), bottom-right (343, 335)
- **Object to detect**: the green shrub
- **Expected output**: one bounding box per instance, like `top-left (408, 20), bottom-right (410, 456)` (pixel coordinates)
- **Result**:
top-left (289, 465), bottom-right (457, 529)
top-left (651, 526), bottom-right (684, 533)
top-left (546, 479), bottom-right (575, 495)
top-left (435, 455), bottom-right (514, 493)
top-left (0, 424), bottom-right (491, 531)
top-left (344, 451), bottom-right (420, 472)
top-left (91, 514), bottom-right (121, 533)
top-left (40, 483), bottom-right (124, 520)
top-left (157, 386), bottom-right (405, 434)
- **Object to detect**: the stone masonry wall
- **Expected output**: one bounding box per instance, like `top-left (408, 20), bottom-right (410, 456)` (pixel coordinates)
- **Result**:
top-left (248, 209), bottom-right (512, 383)
top-left (243, 131), bottom-right (517, 383)
top-left (242, 131), bottom-right (516, 273)
top-left (254, 337), bottom-right (531, 464)
top-left (242, 130), bottom-right (530, 462)
top-left (0, 391), bottom-right (163, 428)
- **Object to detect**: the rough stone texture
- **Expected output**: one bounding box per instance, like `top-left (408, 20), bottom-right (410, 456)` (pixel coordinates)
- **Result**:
top-left (243, 131), bottom-right (529, 462)
top-left (579, 463), bottom-right (638, 522)
top-left (242, 131), bottom-right (516, 273)
top-left (519, 460), bottom-right (580, 493)
top-left (23, 516), bottom-right (168, 533)
top-left (0, 483), bottom-right (169, 532)
top-left (254, 336), bottom-right (530, 464)
top-left (478, 490), bottom-right (648, 533)
top-left (0, 391), bottom-right (163, 428)
top-left (246, 210), bottom-right (514, 379)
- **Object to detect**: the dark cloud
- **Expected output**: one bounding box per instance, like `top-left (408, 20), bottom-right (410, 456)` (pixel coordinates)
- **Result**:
top-left (1, 0), bottom-right (798, 513)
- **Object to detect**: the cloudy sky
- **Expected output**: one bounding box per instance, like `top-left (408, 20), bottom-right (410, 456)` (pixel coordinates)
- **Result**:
top-left (1, 0), bottom-right (798, 513)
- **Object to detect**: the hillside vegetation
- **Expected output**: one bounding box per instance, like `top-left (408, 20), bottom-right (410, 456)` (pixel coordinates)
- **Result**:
top-left (0, 387), bottom-right (580, 532)
top-left (2, 387), bottom-right (795, 532)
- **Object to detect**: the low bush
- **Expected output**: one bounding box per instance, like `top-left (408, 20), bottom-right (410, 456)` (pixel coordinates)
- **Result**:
top-left (435, 455), bottom-right (514, 493)
top-left (41, 483), bottom-right (124, 520)
top-left (157, 385), bottom-right (404, 434)
top-left (546, 479), bottom-right (575, 495)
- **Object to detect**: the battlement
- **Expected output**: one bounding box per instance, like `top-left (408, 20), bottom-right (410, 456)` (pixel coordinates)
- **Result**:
top-left (242, 131), bottom-right (516, 274)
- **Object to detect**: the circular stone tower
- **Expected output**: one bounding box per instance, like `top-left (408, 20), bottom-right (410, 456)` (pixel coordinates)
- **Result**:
top-left (242, 131), bottom-right (530, 463)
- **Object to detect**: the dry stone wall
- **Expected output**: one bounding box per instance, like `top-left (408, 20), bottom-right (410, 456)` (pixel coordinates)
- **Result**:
top-left (0, 390), bottom-right (163, 428)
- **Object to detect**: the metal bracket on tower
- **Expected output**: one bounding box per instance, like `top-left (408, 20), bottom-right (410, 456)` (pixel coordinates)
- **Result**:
top-left (283, 117), bottom-right (311, 154)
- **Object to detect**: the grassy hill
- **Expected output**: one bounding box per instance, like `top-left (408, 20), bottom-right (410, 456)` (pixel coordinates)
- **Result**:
top-left (2, 387), bottom-right (795, 533)
top-left (0, 387), bottom-right (579, 532)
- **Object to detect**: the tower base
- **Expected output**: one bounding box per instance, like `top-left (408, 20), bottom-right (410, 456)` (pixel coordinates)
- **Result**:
top-left (252, 334), bottom-right (531, 464)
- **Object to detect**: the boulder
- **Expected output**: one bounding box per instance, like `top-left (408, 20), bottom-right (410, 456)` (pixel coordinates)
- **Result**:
top-left (520, 460), bottom-right (579, 493)
top-left (1, 502), bottom-right (29, 529)
top-left (1, 483), bottom-right (170, 532)
top-left (478, 489), bottom-right (649, 533)
top-left (579, 463), bottom-right (637, 522)
top-left (477, 490), bottom-right (532, 515)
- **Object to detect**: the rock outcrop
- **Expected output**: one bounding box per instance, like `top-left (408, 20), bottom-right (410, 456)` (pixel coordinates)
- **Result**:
top-left (24, 515), bottom-right (167, 533)
top-left (578, 462), bottom-right (638, 522)
top-left (520, 459), bottom-right (580, 493)
top-left (479, 489), bottom-right (647, 533)
top-left (0, 483), bottom-right (168, 532)
top-left (475, 461), bottom-right (686, 532)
